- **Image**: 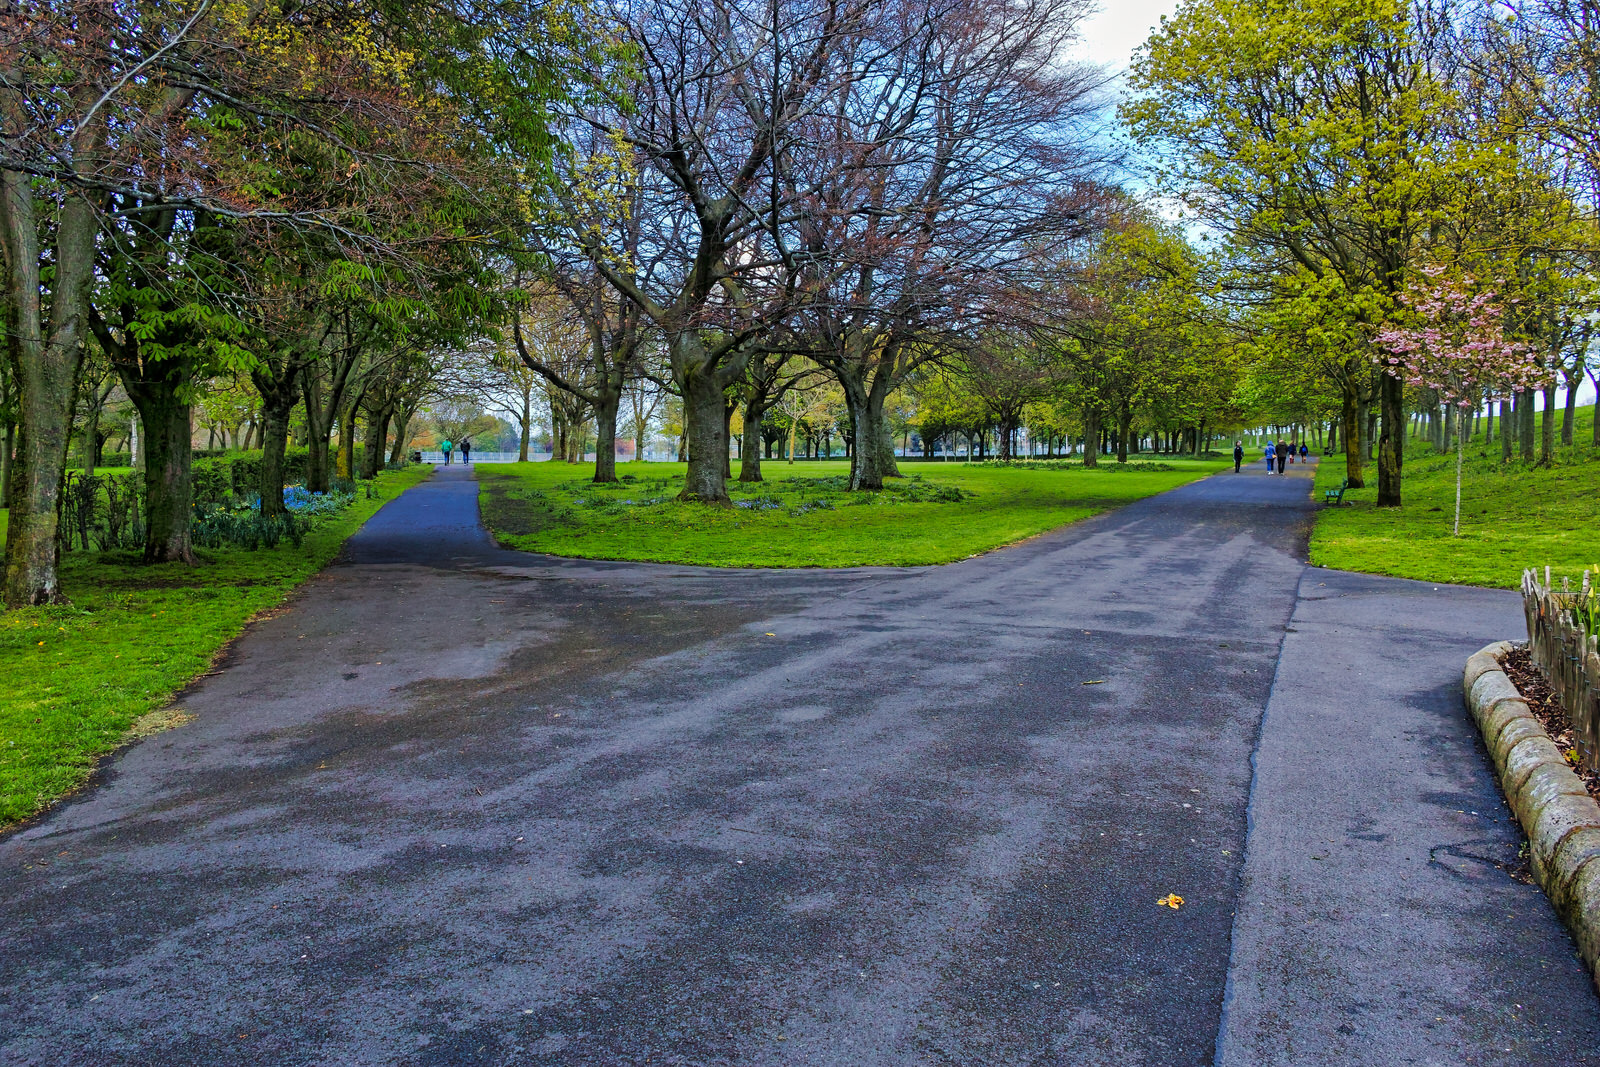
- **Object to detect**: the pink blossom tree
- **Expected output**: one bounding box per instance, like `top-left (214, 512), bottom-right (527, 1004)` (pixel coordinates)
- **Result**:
top-left (1375, 269), bottom-right (1551, 535)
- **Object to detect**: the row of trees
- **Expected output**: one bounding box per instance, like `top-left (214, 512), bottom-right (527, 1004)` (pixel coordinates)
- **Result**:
top-left (2, 0), bottom-right (608, 603)
top-left (10, 0), bottom-right (1600, 608)
top-left (1126, 0), bottom-right (1600, 500)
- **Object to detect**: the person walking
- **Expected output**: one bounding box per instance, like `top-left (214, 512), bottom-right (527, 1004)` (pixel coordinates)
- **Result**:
top-left (1233, 440), bottom-right (1244, 473)
top-left (441, 438), bottom-right (453, 465)
top-left (1300, 442), bottom-right (1309, 464)
top-left (460, 439), bottom-right (472, 464)
top-left (1275, 439), bottom-right (1288, 474)
top-left (1263, 443), bottom-right (1275, 473)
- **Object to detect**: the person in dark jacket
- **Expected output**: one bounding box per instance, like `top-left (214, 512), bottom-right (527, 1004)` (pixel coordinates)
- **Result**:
top-left (461, 439), bottom-right (472, 464)
top-left (1300, 442), bottom-right (1309, 463)
top-left (1275, 439), bottom-right (1288, 474)
top-left (1233, 441), bottom-right (1244, 473)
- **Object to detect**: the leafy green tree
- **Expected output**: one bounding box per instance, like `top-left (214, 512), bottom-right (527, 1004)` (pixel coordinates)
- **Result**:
top-left (1, 0), bottom-right (601, 603)
top-left (1127, 0), bottom-right (1461, 505)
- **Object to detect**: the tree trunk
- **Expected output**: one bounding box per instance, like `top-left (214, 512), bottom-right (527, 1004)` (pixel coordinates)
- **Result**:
top-left (0, 420), bottom-right (13, 509)
top-left (520, 386), bottom-right (533, 463)
top-left (390, 409), bottom-right (412, 464)
top-left (1501, 398), bottom-right (1514, 462)
top-left (1593, 371), bottom-right (1600, 447)
top-left (362, 403), bottom-right (391, 479)
top-left (1376, 372), bottom-right (1403, 507)
top-left (2, 415), bottom-right (72, 605)
top-left (258, 405), bottom-right (293, 520)
top-left (679, 369), bottom-right (731, 503)
top-left (593, 385), bottom-right (621, 483)
top-left (128, 380), bottom-right (198, 564)
top-left (82, 403), bottom-right (101, 478)
top-left (337, 398), bottom-right (359, 481)
top-left (1453, 405), bottom-right (1466, 537)
top-left (1562, 377), bottom-right (1578, 446)
top-left (1, 173), bottom-right (98, 606)
top-left (306, 432), bottom-right (332, 491)
top-left (1116, 405), bottom-right (1131, 463)
top-left (722, 401), bottom-right (735, 481)
top-left (251, 360), bottom-right (303, 519)
top-left (1082, 408), bottom-right (1100, 469)
top-left (1540, 380), bottom-right (1556, 466)
top-left (552, 406), bottom-right (568, 462)
top-left (739, 398), bottom-right (767, 482)
top-left (302, 372), bottom-right (332, 492)
top-left (1517, 388), bottom-right (1536, 463)
top-left (845, 394), bottom-right (897, 490)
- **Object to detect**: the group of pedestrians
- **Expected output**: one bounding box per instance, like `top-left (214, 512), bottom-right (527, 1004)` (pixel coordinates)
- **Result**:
top-left (439, 438), bottom-right (472, 465)
top-left (1232, 439), bottom-right (1309, 473)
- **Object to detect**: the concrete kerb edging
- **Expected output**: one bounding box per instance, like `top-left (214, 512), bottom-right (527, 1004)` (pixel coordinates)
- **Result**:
top-left (1465, 641), bottom-right (1600, 994)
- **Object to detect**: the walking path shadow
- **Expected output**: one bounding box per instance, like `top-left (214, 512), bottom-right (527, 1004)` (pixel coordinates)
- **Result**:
top-left (0, 461), bottom-right (1594, 1066)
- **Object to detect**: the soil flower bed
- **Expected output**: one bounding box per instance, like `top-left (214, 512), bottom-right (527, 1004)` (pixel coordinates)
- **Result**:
top-left (1501, 645), bottom-right (1600, 803)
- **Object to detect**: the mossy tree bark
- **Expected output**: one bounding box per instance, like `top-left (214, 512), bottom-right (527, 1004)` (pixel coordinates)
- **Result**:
top-left (1, 161), bottom-right (101, 606)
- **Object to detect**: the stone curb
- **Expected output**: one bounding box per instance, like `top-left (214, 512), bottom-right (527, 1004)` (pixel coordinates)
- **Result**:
top-left (1464, 641), bottom-right (1600, 995)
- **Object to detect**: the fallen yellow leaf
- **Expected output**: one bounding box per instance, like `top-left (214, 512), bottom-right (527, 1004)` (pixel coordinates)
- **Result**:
top-left (1157, 893), bottom-right (1184, 909)
top-left (764, 633), bottom-right (776, 637)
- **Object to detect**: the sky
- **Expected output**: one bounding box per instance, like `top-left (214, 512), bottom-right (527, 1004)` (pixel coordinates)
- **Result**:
top-left (1072, 0), bottom-right (1181, 72)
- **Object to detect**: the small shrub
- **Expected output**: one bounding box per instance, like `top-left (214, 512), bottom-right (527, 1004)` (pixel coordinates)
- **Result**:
top-left (191, 459), bottom-right (234, 506)
top-left (101, 475), bottom-right (144, 551)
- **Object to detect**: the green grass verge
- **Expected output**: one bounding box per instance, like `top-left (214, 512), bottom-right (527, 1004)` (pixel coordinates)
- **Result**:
top-left (478, 457), bottom-right (1229, 568)
top-left (1311, 407), bottom-right (1600, 589)
top-left (0, 464), bottom-right (431, 826)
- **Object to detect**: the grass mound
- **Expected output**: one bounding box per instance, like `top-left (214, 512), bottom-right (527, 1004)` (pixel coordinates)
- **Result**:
top-left (1311, 409), bottom-right (1600, 589)
top-left (479, 457), bottom-right (1227, 568)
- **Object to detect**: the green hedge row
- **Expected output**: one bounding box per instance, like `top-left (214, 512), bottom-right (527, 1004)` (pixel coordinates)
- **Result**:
top-left (192, 450), bottom-right (312, 506)
top-left (189, 448), bottom-right (376, 505)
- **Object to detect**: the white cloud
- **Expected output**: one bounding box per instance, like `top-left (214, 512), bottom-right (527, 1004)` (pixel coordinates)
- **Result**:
top-left (1071, 0), bottom-right (1181, 73)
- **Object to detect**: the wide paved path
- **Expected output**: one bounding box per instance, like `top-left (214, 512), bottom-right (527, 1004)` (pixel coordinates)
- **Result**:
top-left (2, 463), bottom-right (1596, 1066)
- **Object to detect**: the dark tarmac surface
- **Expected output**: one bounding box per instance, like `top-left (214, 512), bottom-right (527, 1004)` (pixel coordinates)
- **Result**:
top-left (2, 462), bottom-right (1597, 1066)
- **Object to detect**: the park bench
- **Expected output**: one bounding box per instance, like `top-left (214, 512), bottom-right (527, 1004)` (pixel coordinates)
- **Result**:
top-left (1324, 479), bottom-right (1350, 505)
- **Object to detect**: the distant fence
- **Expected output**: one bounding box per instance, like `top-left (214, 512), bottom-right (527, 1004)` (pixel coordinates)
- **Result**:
top-left (1522, 566), bottom-right (1600, 772)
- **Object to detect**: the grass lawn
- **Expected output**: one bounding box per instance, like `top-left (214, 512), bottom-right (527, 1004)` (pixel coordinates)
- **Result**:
top-left (1311, 405), bottom-right (1600, 589)
top-left (0, 464), bottom-right (431, 827)
top-left (478, 456), bottom-right (1230, 568)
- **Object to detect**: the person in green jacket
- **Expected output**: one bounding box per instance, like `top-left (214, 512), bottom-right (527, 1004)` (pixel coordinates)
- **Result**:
top-left (441, 439), bottom-right (453, 465)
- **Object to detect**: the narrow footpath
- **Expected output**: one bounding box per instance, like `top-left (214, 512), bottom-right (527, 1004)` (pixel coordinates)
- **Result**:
top-left (0, 462), bottom-right (1595, 1066)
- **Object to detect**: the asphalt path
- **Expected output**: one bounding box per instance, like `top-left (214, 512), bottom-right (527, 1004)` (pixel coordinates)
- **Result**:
top-left (2, 461), bottom-right (1596, 1066)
